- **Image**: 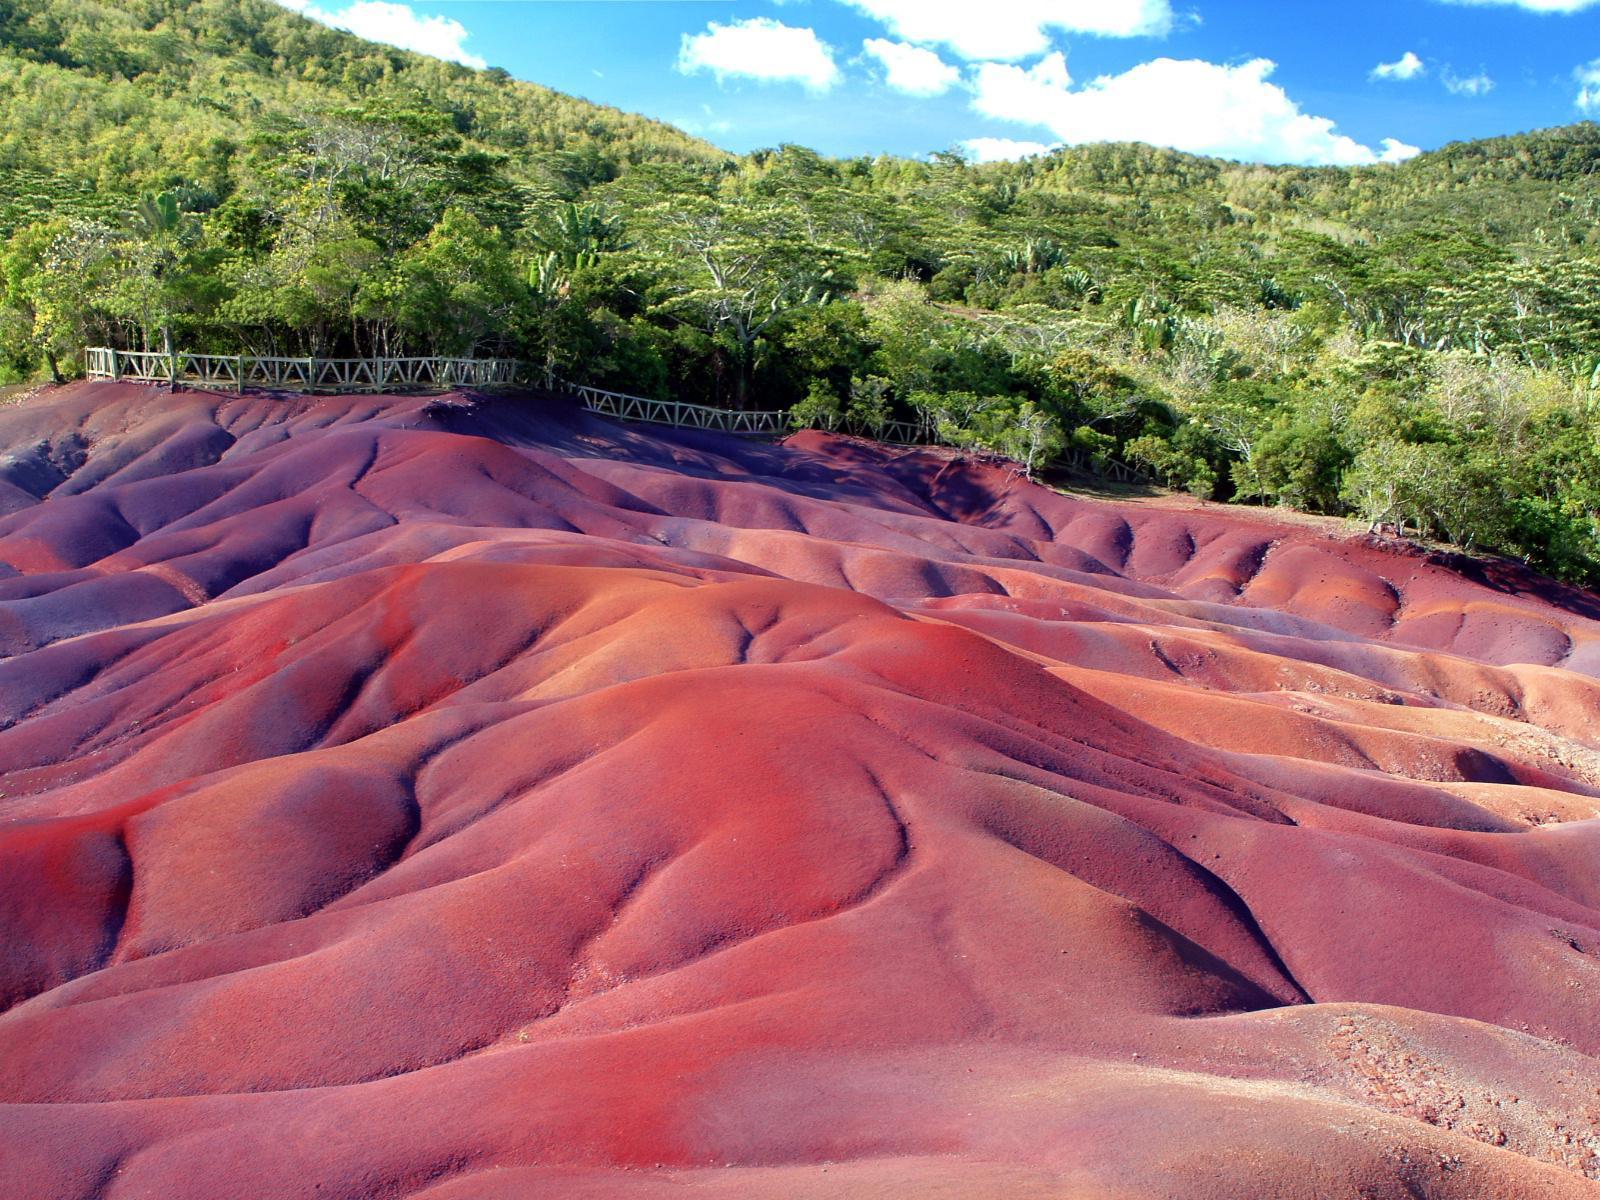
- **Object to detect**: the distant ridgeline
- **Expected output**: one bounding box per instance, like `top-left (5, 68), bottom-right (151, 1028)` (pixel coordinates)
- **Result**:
top-left (3, 0), bottom-right (1600, 580)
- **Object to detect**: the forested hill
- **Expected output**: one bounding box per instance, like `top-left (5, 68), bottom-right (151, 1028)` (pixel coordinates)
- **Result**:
top-left (0, 0), bottom-right (725, 230)
top-left (3, 0), bottom-right (1600, 584)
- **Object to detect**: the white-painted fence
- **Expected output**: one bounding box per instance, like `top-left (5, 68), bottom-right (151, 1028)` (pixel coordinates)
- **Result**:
top-left (84, 347), bottom-right (524, 393)
top-left (559, 380), bottom-right (789, 436)
top-left (82, 348), bottom-right (933, 445)
top-left (558, 381), bottom-right (929, 444)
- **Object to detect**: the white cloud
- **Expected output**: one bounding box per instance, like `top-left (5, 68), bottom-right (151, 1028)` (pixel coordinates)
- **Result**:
top-left (1372, 51), bottom-right (1426, 81)
top-left (1577, 59), bottom-right (1600, 110)
top-left (1442, 68), bottom-right (1496, 95)
top-left (970, 54), bottom-right (1421, 166)
top-left (962, 137), bottom-right (1056, 162)
top-left (862, 38), bottom-right (961, 95)
top-left (1435, 0), bottom-right (1599, 11)
top-left (274, 0), bottom-right (485, 68)
top-left (837, 0), bottom-right (1173, 60)
top-left (1379, 137), bottom-right (1423, 162)
top-left (678, 18), bottom-right (841, 91)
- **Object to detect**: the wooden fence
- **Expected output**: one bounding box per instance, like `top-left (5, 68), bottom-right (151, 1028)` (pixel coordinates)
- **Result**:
top-left (559, 380), bottom-right (790, 437)
top-left (84, 347), bottom-right (525, 393)
top-left (82, 348), bottom-right (934, 445)
top-left (558, 381), bottom-right (929, 444)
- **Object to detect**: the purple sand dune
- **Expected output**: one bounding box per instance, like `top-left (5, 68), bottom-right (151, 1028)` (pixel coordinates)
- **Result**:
top-left (3, 382), bottom-right (1600, 1198)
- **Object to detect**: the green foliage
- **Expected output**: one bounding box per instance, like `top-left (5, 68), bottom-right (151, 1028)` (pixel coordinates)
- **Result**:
top-left (1250, 416), bottom-right (1352, 511)
top-left (789, 379), bottom-right (844, 432)
top-left (5, 0), bottom-right (1600, 579)
top-left (1127, 424), bottom-right (1222, 499)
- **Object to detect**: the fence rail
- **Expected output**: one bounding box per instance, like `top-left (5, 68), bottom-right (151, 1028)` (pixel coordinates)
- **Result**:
top-left (560, 381), bottom-right (928, 444)
top-left (82, 348), bottom-right (935, 446)
top-left (84, 347), bottom-right (524, 393)
top-left (560, 380), bottom-right (791, 437)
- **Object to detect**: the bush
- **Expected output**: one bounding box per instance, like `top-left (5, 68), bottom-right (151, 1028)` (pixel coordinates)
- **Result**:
top-left (789, 380), bottom-right (843, 431)
top-left (1250, 416), bottom-right (1352, 511)
top-left (1127, 429), bottom-right (1219, 498)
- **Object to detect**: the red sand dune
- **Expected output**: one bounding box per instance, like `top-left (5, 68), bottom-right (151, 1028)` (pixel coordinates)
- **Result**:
top-left (3, 381), bottom-right (1600, 1199)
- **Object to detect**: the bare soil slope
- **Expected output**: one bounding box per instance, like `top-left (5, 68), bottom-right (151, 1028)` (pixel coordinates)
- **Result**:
top-left (3, 383), bottom-right (1599, 1199)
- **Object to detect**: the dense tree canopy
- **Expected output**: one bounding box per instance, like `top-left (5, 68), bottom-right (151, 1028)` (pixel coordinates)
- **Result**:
top-left (3, 0), bottom-right (1600, 581)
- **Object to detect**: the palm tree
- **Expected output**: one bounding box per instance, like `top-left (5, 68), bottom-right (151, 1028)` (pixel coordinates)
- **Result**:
top-left (121, 191), bottom-right (201, 361)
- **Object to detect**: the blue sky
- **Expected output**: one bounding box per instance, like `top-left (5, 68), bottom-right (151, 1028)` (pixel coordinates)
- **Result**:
top-left (278, 0), bottom-right (1600, 164)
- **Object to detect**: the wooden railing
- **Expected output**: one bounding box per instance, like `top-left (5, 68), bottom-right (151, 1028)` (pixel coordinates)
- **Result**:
top-left (561, 381), bottom-right (928, 444)
top-left (82, 348), bottom-right (934, 446)
top-left (840, 417), bottom-right (927, 446)
top-left (560, 380), bottom-right (789, 437)
top-left (84, 347), bottom-right (525, 393)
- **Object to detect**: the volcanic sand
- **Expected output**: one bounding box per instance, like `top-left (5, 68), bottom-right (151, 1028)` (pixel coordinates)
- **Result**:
top-left (2, 382), bottom-right (1600, 1198)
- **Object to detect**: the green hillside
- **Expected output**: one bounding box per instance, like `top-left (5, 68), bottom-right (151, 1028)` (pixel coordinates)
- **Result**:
top-left (2, 0), bottom-right (1600, 580)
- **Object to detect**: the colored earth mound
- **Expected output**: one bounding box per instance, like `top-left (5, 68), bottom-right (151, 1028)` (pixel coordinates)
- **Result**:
top-left (3, 382), bottom-right (1600, 1199)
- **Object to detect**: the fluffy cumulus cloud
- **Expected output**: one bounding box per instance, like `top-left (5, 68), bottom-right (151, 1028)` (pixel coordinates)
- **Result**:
top-left (678, 18), bottom-right (841, 91)
top-left (274, 0), bottom-right (485, 67)
top-left (961, 137), bottom-right (1057, 162)
top-left (1372, 51), bottom-right (1426, 81)
top-left (862, 38), bottom-right (962, 96)
top-left (1577, 59), bottom-right (1600, 110)
top-left (971, 54), bottom-right (1421, 166)
top-left (1443, 68), bottom-right (1496, 95)
top-left (1377, 137), bottom-right (1425, 162)
top-left (837, 0), bottom-right (1173, 60)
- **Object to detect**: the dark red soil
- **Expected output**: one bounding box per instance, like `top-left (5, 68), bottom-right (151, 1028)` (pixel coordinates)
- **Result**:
top-left (3, 382), bottom-right (1600, 1199)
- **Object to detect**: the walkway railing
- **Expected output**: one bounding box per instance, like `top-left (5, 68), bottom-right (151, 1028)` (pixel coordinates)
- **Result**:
top-left (816, 416), bottom-right (928, 446)
top-left (82, 348), bottom-right (935, 446)
top-left (561, 381), bottom-right (928, 444)
top-left (560, 380), bottom-right (790, 437)
top-left (84, 347), bottom-right (524, 393)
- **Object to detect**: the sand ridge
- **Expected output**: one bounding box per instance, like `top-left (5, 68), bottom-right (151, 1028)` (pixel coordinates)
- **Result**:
top-left (1, 382), bottom-right (1598, 1198)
